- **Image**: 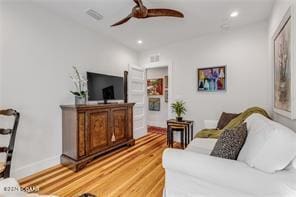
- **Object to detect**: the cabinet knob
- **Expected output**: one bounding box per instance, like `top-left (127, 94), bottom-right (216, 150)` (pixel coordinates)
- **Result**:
top-left (111, 133), bottom-right (116, 142)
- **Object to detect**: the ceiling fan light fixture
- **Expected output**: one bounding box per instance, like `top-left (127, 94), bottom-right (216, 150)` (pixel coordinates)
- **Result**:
top-left (230, 11), bottom-right (239, 18)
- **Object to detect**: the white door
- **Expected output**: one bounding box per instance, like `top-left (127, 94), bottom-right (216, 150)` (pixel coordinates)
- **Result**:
top-left (128, 65), bottom-right (147, 139)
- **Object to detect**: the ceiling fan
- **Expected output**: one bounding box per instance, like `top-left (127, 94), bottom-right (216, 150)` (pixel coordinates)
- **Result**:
top-left (111, 0), bottom-right (184, 27)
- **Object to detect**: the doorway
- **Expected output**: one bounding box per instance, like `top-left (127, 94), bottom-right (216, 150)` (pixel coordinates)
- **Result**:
top-left (145, 63), bottom-right (172, 134)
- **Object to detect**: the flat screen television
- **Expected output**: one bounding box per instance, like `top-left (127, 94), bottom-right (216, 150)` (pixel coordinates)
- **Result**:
top-left (87, 72), bottom-right (124, 102)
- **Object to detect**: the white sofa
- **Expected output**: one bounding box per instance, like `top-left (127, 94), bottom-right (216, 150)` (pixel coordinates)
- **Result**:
top-left (162, 114), bottom-right (296, 197)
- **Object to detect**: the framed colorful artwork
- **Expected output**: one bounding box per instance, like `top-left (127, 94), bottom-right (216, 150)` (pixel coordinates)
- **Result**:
top-left (147, 78), bottom-right (163, 96)
top-left (197, 66), bottom-right (226, 92)
top-left (273, 6), bottom-right (296, 119)
top-left (149, 98), bottom-right (161, 111)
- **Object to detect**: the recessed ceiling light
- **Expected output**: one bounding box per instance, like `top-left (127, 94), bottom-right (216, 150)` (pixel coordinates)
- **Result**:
top-left (137, 40), bottom-right (143, 44)
top-left (230, 11), bottom-right (239, 18)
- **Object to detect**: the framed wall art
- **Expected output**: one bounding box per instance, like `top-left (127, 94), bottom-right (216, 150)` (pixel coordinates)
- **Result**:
top-left (149, 98), bottom-right (161, 111)
top-left (197, 66), bottom-right (226, 92)
top-left (147, 78), bottom-right (163, 96)
top-left (273, 6), bottom-right (296, 119)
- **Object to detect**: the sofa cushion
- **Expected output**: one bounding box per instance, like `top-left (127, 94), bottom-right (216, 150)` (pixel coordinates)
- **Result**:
top-left (237, 114), bottom-right (270, 165)
top-left (165, 170), bottom-right (256, 197)
top-left (211, 123), bottom-right (247, 160)
top-left (186, 138), bottom-right (217, 155)
top-left (217, 112), bottom-right (240, 129)
top-left (252, 120), bottom-right (296, 173)
top-left (238, 114), bottom-right (296, 173)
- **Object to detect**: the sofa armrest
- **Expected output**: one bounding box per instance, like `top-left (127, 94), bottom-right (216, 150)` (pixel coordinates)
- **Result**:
top-left (204, 120), bottom-right (218, 129)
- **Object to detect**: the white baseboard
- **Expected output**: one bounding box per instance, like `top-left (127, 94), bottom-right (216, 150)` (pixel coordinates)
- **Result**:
top-left (12, 155), bottom-right (60, 179)
top-left (147, 121), bottom-right (166, 128)
top-left (134, 126), bottom-right (147, 139)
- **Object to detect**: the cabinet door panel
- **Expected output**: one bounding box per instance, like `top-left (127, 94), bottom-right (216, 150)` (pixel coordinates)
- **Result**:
top-left (88, 110), bottom-right (109, 154)
top-left (127, 106), bottom-right (133, 139)
top-left (78, 113), bottom-right (86, 158)
top-left (111, 108), bottom-right (128, 143)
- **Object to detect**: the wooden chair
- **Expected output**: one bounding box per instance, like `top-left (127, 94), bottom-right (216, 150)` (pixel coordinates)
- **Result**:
top-left (0, 109), bottom-right (20, 178)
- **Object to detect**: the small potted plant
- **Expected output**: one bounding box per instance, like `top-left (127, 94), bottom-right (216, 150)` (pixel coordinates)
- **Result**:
top-left (171, 100), bottom-right (186, 122)
top-left (70, 66), bottom-right (87, 105)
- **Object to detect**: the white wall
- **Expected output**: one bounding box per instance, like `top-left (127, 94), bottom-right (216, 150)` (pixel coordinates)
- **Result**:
top-left (268, 0), bottom-right (296, 130)
top-left (146, 67), bottom-right (168, 128)
top-left (0, 5), bottom-right (3, 106)
top-left (140, 22), bottom-right (270, 133)
top-left (0, 2), bottom-right (138, 179)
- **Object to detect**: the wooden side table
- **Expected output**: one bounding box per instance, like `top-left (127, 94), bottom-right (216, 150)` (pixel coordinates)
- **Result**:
top-left (167, 119), bottom-right (194, 149)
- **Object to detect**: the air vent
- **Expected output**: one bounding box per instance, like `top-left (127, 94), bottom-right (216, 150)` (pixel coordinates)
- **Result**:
top-left (220, 23), bottom-right (231, 31)
top-left (150, 54), bottom-right (160, 63)
top-left (86, 9), bottom-right (103, 21)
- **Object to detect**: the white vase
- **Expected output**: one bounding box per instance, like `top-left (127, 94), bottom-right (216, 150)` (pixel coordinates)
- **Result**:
top-left (75, 96), bottom-right (86, 105)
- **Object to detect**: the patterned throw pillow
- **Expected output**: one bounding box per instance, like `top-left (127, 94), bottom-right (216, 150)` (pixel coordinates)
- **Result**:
top-left (217, 112), bottom-right (240, 129)
top-left (211, 123), bottom-right (248, 160)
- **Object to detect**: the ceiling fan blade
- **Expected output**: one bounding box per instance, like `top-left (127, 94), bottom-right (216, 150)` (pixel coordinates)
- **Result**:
top-left (134, 0), bottom-right (144, 8)
top-left (147, 9), bottom-right (184, 18)
top-left (111, 14), bottom-right (133, 27)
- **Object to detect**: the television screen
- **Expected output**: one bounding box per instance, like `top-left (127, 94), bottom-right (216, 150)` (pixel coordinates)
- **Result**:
top-left (87, 72), bottom-right (124, 101)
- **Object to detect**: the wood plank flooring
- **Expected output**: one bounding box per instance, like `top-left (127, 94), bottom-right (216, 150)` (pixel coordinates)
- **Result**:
top-left (19, 133), bottom-right (167, 197)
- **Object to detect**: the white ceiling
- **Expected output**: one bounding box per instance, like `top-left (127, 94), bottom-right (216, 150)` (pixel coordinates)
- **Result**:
top-left (36, 0), bottom-right (275, 51)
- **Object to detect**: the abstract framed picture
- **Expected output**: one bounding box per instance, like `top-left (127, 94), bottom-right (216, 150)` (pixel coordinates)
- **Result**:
top-left (273, 6), bottom-right (296, 119)
top-left (147, 78), bottom-right (163, 96)
top-left (149, 98), bottom-right (160, 111)
top-left (197, 66), bottom-right (226, 92)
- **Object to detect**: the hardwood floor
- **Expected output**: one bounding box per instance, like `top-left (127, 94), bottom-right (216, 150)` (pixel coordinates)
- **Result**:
top-left (19, 133), bottom-right (167, 197)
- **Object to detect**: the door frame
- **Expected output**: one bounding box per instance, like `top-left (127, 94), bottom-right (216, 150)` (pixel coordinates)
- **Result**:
top-left (145, 61), bottom-right (174, 123)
